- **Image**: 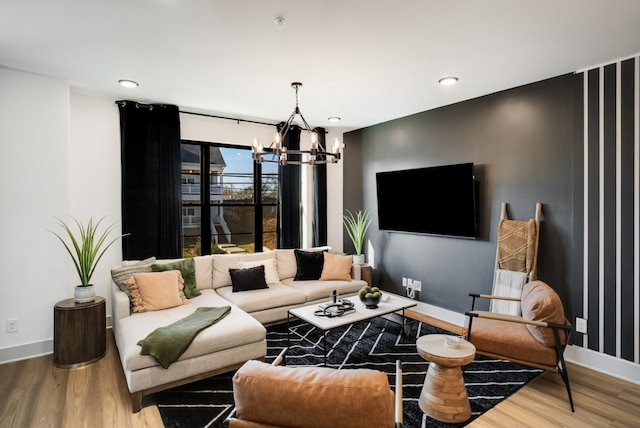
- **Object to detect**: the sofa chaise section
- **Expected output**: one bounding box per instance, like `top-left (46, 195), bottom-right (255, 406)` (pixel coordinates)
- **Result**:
top-left (111, 263), bottom-right (267, 412)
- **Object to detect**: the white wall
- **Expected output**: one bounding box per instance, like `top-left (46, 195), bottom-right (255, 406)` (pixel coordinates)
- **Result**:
top-left (68, 93), bottom-right (123, 321)
top-left (0, 69), bottom-right (70, 360)
top-left (0, 72), bottom-right (344, 362)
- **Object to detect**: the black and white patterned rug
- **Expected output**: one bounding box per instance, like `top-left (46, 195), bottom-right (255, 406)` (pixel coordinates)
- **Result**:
top-left (155, 316), bottom-right (543, 428)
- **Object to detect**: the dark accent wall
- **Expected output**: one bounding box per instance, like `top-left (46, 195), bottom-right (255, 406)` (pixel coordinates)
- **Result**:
top-left (346, 63), bottom-right (640, 366)
top-left (344, 73), bottom-right (580, 320)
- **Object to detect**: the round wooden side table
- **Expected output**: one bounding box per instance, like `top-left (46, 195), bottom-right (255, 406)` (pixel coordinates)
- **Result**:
top-left (416, 334), bottom-right (476, 423)
top-left (54, 296), bottom-right (106, 368)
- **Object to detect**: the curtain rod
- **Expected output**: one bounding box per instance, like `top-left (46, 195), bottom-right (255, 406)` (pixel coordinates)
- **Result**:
top-left (115, 101), bottom-right (270, 126)
top-left (180, 110), bottom-right (276, 127)
top-left (116, 101), bottom-right (326, 132)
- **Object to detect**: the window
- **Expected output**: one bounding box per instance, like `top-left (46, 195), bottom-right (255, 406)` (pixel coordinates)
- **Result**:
top-left (181, 141), bottom-right (278, 256)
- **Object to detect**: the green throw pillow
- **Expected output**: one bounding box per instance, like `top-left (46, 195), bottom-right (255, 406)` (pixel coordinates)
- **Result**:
top-left (151, 258), bottom-right (201, 298)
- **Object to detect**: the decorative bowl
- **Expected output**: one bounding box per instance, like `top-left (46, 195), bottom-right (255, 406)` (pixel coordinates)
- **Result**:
top-left (359, 293), bottom-right (382, 309)
top-left (444, 336), bottom-right (462, 349)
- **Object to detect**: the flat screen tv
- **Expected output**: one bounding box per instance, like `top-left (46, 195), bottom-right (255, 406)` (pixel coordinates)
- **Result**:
top-left (375, 162), bottom-right (478, 238)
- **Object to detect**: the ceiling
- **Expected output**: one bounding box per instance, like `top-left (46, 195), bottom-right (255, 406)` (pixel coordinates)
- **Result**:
top-left (2, 1), bottom-right (640, 132)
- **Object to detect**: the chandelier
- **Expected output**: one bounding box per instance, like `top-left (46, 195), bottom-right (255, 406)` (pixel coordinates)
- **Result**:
top-left (252, 82), bottom-right (342, 165)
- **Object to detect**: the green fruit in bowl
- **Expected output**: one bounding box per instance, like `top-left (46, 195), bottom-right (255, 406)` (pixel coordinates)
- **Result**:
top-left (359, 288), bottom-right (382, 308)
top-left (358, 288), bottom-right (368, 297)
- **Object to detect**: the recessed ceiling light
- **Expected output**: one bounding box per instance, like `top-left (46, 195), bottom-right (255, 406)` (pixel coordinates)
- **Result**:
top-left (438, 77), bottom-right (458, 86)
top-left (328, 117), bottom-right (341, 122)
top-left (118, 79), bottom-right (139, 88)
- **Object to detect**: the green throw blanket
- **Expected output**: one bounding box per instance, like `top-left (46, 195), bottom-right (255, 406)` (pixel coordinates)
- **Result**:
top-left (137, 306), bottom-right (231, 369)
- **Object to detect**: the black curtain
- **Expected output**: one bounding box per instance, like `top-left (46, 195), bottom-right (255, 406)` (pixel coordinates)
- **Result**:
top-left (277, 124), bottom-right (302, 249)
top-left (312, 127), bottom-right (328, 247)
top-left (117, 101), bottom-right (182, 259)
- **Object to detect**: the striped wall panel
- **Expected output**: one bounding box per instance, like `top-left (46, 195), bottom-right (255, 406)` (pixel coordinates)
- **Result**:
top-left (581, 56), bottom-right (639, 363)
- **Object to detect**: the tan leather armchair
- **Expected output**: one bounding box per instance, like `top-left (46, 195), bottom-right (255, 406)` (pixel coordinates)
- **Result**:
top-left (465, 280), bottom-right (574, 412)
top-left (224, 351), bottom-right (403, 428)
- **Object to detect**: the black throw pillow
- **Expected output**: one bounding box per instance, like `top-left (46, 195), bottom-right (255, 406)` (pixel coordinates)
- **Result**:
top-left (294, 249), bottom-right (325, 281)
top-left (229, 265), bottom-right (269, 292)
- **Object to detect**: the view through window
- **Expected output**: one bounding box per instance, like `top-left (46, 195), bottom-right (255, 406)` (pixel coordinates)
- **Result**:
top-left (181, 141), bottom-right (278, 256)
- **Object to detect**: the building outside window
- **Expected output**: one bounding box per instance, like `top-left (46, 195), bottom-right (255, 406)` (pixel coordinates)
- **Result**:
top-left (181, 141), bottom-right (278, 256)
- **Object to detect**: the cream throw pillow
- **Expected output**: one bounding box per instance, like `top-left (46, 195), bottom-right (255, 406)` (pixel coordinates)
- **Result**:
top-left (125, 270), bottom-right (190, 313)
top-left (238, 258), bottom-right (280, 284)
top-left (211, 252), bottom-right (277, 289)
top-left (320, 252), bottom-right (353, 281)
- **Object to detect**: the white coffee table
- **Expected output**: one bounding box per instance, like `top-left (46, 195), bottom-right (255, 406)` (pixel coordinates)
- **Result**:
top-left (287, 292), bottom-right (417, 365)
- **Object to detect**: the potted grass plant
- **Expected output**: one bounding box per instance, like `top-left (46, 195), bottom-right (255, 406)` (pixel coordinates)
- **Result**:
top-left (343, 209), bottom-right (372, 265)
top-left (49, 216), bottom-right (128, 303)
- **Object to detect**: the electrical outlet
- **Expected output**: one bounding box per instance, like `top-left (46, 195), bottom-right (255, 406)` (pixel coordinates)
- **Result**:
top-left (412, 280), bottom-right (421, 292)
top-left (407, 278), bottom-right (413, 288)
top-left (575, 317), bottom-right (587, 334)
top-left (402, 277), bottom-right (407, 287)
top-left (6, 319), bottom-right (19, 333)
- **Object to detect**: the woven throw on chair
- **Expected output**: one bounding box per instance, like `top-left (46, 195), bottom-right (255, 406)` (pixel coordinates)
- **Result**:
top-left (497, 219), bottom-right (537, 274)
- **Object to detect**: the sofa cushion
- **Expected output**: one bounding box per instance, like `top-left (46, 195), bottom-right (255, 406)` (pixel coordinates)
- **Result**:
top-left (125, 271), bottom-right (190, 313)
top-left (216, 283), bottom-right (307, 313)
top-left (238, 258), bottom-right (279, 284)
top-left (520, 280), bottom-right (569, 346)
top-left (151, 258), bottom-right (200, 298)
top-left (111, 257), bottom-right (157, 299)
top-left (294, 249), bottom-right (325, 281)
top-left (232, 360), bottom-right (395, 428)
top-left (280, 277), bottom-right (365, 302)
top-left (212, 252), bottom-right (277, 289)
top-left (275, 247), bottom-right (331, 280)
top-left (230, 265), bottom-right (269, 292)
top-left (319, 252), bottom-right (352, 281)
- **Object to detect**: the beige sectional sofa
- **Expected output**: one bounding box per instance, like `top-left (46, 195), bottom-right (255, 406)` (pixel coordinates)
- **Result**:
top-left (111, 248), bottom-right (368, 412)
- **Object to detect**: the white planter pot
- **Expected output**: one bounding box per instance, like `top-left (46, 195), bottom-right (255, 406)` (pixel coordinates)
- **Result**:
top-left (74, 285), bottom-right (96, 303)
top-left (352, 254), bottom-right (365, 265)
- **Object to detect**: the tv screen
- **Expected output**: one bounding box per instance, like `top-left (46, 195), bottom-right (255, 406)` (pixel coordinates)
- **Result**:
top-left (375, 162), bottom-right (478, 238)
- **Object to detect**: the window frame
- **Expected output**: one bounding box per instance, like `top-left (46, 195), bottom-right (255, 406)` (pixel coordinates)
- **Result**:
top-left (181, 139), bottom-right (278, 255)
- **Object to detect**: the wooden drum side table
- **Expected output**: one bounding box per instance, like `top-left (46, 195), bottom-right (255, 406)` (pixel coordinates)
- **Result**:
top-left (54, 296), bottom-right (106, 368)
top-left (360, 264), bottom-right (372, 287)
top-left (416, 334), bottom-right (476, 424)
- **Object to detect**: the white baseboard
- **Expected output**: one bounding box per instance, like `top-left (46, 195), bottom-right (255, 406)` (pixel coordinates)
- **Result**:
top-left (410, 302), bottom-right (640, 386)
top-left (0, 315), bottom-right (113, 365)
top-left (564, 344), bottom-right (640, 385)
top-left (0, 339), bottom-right (53, 364)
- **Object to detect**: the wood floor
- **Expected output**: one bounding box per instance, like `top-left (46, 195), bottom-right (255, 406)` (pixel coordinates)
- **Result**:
top-left (1, 328), bottom-right (639, 428)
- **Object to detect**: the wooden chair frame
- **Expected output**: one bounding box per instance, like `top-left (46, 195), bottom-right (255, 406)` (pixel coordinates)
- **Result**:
top-left (466, 293), bottom-right (574, 412)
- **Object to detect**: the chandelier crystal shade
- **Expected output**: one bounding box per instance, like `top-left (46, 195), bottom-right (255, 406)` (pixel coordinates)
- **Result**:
top-left (252, 82), bottom-right (342, 165)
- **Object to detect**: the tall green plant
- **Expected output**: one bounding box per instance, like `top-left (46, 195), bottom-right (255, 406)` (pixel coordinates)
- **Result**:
top-left (343, 210), bottom-right (372, 255)
top-left (49, 216), bottom-right (128, 286)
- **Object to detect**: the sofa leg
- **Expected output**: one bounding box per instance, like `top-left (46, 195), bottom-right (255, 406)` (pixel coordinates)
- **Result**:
top-left (131, 391), bottom-right (143, 413)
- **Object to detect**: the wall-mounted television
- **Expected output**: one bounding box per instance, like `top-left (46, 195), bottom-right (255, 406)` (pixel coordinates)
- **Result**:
top-left (375, 162), bottom-right (478, 239)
